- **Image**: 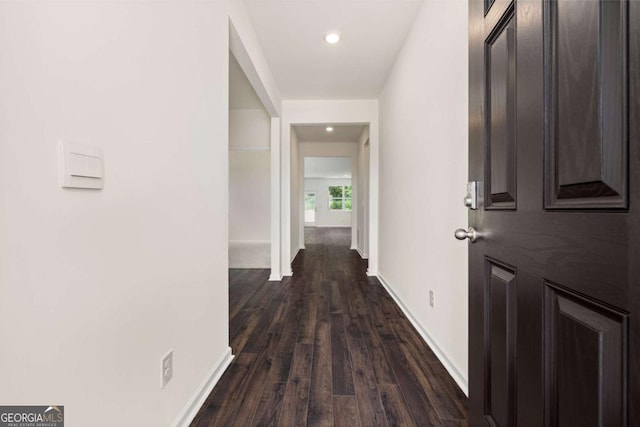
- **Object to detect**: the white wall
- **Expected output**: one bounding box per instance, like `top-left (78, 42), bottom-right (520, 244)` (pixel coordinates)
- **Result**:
top-left (378, 0), bottom-right (469, 394)
top-left (229, 109), bottom-right (270, 149)
top-left (304, 178), bottom-right (352, 227)
top-left (289, 129), bottom-right (300, 262)
top-left (357, 127), bottom-right (370, 258)
top-left (269, 117), bottom-right (282, 280)
top-left (281, 100), bottom-right (379, 276)
top-left (229, 151), bottom-right (270, 267)
top-left (0, 1), bottom-right (280, 425)
top-left (229, 109), bottom-right (271, 268)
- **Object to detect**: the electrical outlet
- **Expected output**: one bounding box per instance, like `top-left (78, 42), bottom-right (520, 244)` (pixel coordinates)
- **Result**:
top-left (161, 349), bottom-right (173, 389)
top-left (429, 290), bottom-right (435, 308)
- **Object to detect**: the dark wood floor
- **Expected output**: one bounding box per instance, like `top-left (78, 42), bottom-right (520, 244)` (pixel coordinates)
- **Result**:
top-left (192, 227), bottom-right (468, 426)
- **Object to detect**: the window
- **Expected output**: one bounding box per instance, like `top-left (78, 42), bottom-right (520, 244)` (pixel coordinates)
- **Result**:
top-left (328, 185), bottom-right (352, 211)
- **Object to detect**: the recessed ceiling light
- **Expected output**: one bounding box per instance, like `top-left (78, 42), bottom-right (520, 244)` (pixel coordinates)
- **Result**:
top-left (326, 126), bottom-right (334, 132)
top-left (324, 32), bottom-right (341, 44)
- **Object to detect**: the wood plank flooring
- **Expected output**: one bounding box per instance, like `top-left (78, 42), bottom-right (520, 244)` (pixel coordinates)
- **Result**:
top-left (191, 227), bottom-right (468, 426)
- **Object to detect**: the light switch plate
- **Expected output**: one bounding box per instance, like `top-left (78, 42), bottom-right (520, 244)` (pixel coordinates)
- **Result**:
top-left (59, 141), bottom-right (104, 189)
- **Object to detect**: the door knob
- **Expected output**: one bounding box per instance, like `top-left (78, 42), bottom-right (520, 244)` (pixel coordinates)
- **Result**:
top-left (454, 227), bottom-right (478, 243)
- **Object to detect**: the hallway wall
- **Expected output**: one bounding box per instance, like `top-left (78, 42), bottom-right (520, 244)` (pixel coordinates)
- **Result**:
top-left (378, 0), bottom-right (469, 393)
top-left (290, 128), bottom-right (300, 261)
top-left (0, 1), bottom-right (280, 425)
top-left (357, 127), bottom-right (370, 258)
top-left (229, 109), bottom-right (271, 268)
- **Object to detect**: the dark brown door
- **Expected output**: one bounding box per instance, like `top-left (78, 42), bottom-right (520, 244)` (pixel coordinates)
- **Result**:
top-left (468, 0), bottom-right (639, 425)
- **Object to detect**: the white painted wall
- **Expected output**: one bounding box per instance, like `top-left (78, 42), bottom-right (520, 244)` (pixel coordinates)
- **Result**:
top-left (290, 129), bottom-right (300, 262)
top-left (357, 127), bottom-right (370, 258)
top-left (378, 0), bottom-right (469, 394)
top-left (229, 151), bottom-right (270, 267)
top-left (269, 117), bottom-right (282, 280)
top-left (229, 109), bottom-right (270, 149)
top-left (281, 100), bottom-right (379, 276)
top-left (229, 109), bottom-right (271, 268)
top-left (0, 1), bottom-right (280, 425)
top-left (304, 178), bottom-right (352, 227)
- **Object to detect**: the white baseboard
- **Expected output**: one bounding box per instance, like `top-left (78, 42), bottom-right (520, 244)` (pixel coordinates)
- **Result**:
top-left (268, 273), bottom-right (282, 281)
top-left (291, 247), bottom-right (301, 263)
top-left (366, 269), bottom-right (377, 276)
top-left (355, 247), bottom-right (368, 259)
top-left (172, 347), bottom-right (234, 427)
top-left (377, 274), bottom-right (469, 397)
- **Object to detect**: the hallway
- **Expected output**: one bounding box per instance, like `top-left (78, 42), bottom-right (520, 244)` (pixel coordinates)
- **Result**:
top-left (192, 228), bottom-right (468, 426)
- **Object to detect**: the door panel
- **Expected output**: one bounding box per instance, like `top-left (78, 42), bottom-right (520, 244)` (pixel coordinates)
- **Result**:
top-left (468, 0), bottom-right (639, 425)
top-left (485, 260), bottom-right (517, 427)
top-left (486, 11), bottom-right (517, 209)
top-left (544, 0), bottom-right (628, 209)
top-left (544, 283), bottom-right (627, 427)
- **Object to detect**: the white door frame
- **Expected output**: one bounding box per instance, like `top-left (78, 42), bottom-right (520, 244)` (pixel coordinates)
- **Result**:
top-left (281, 100), bottom-right (379, 277)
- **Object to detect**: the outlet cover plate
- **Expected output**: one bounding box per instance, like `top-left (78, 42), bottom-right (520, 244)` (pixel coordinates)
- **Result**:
top-left (161, 349), bottom-right (173, 389)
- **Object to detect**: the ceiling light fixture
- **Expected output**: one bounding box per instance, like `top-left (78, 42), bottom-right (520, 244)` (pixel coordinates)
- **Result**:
top-left (326, 126), bottom-right (334, 132)
top-left (324, 32), bottom-right (341, 44)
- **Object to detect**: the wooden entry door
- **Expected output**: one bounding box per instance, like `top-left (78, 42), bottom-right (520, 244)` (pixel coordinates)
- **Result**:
top-left (467, 0), bottom-right (639, 425)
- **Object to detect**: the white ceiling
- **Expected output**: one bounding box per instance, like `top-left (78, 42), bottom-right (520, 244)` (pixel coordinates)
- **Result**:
top-left (245, 0), bottom-right (423, 99)
top-left (305, 157), bottom-right (352, 178)
top-left (294, 124), bottom-right (365, 142)
top-left (229, 52), bottom-right (265, 110)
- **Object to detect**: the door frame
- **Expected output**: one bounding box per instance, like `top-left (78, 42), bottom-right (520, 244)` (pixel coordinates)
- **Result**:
top-left (280, 100), bottom-right (380, 277)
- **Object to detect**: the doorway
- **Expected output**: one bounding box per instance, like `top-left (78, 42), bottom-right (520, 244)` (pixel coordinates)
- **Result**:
top-left (288, 123), bottom-right (370, 264)
top-left (302, 156), bottom-right (353, 246)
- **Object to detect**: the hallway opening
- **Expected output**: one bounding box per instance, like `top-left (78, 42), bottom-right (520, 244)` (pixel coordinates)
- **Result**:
top-left (289, 124), bottom-right (370, 266)
top-left (303, 156), bottom-right (353, 246)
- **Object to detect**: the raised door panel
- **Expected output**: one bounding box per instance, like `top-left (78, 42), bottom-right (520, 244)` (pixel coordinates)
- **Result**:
top-left (486, 0), bottom-right (495, 14)
top-left (486, 11), bottom-right (517, 209)
top-left (485, 260), bottom-right (517, 426)
top-left (544, 0), bottom-right (628, 209)
top-left (544, 283), bottom-right (627, 426)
